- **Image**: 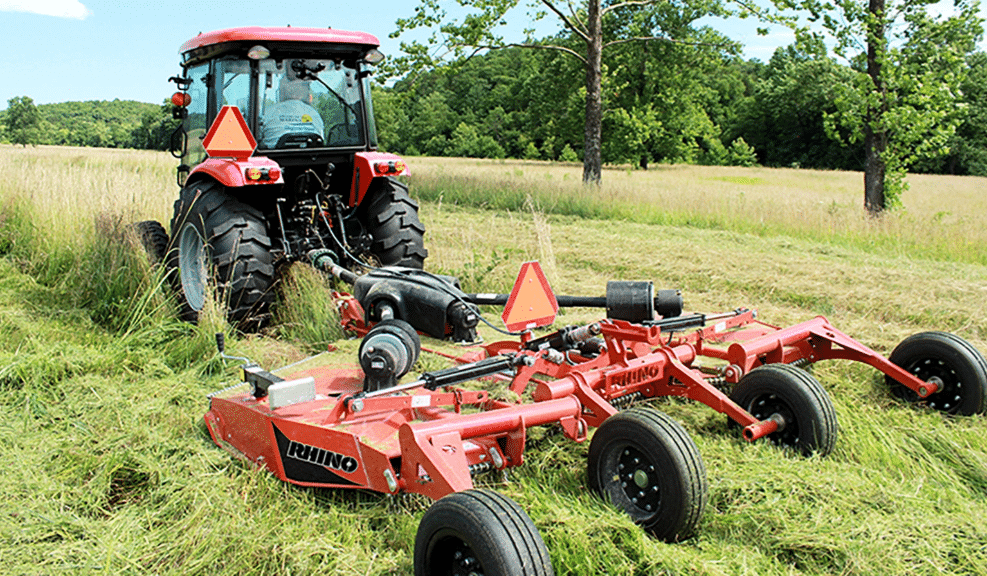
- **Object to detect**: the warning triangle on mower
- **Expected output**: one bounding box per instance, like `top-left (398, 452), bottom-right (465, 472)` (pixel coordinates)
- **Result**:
top-left (202, 105), bottom-right (257, 160)
top-left (502, 261), bottom-right (559, 332)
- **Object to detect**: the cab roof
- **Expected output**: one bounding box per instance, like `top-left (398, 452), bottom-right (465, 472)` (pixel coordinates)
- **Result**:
top-left (180, 27), bottom-right (382, 66)
top-left (180, 27), bottom-right (380, 53)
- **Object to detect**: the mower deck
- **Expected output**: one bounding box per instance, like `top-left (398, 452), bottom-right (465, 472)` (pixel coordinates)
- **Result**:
top-left (202, 264), bottom-right (987, 574)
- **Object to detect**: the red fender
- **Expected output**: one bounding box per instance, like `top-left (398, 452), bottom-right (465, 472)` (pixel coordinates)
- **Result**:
top-left (350, 152), bottom-right (410, 206)
top-left (188, 156), bottom-right (284, 188)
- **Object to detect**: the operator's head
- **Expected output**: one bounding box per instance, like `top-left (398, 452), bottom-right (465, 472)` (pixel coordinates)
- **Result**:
top-left (280, 60), bottom-right (312, 102)
top-left (281, 79), bottom-right (311, 101)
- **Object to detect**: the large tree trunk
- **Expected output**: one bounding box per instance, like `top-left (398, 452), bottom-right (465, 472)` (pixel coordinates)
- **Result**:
top-left (864, 124), bottom-right (887, 214)
top-left (582, 0), bottom-right (603, 185)
top-left (864, 0), bottom-right (887, 215)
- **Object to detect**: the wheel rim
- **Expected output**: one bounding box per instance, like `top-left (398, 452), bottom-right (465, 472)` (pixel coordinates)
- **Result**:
top-left (904, 357), bottom-right (963, 412)
top-left (745, 393), bottom-right (799, 447)
top-left (178, 223), bottom-right (208, 312)
top-left (427, 532), bottom-right (485, 576)
top-left (615, 445), bottom-right (661, 514)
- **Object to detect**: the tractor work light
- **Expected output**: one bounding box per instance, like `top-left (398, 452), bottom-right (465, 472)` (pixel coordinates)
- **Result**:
top-left (171, 92), bottom-right (192, 107)
top-left (364, 49), bottom-right (385, 65)
top-left (247, 45), bottom-right (271, 59)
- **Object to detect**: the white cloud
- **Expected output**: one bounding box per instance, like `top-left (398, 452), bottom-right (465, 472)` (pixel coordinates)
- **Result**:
top-left (0, 0), bottom-right (90, 19)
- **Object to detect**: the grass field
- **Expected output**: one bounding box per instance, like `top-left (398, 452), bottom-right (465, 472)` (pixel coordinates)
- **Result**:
top-left (1, 145), bottom-right (986, 575)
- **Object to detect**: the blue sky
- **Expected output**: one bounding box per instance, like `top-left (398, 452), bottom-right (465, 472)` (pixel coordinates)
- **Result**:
top-left (0, 0), bottom-right (978, 110)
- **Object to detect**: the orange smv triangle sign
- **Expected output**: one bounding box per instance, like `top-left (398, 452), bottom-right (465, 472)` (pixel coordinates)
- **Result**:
top-left (502, 261), bottom-right (559, 332)
top-left (202, 106), bottom-right (257, 160)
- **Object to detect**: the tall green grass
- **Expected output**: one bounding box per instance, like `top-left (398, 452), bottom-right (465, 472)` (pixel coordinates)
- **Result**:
top-left (408, 157), bottom-right (987, 266)
top-left (1, 146), bottom-right (986, 575)
top-left (273, 263), bottom-right (345, 353)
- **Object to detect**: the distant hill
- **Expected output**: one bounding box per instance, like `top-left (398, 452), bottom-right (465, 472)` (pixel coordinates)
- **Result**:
top-left (0, 99), bottom-right (175, 150)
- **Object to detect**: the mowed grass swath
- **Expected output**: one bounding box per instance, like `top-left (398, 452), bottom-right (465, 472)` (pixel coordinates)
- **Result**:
top-left (1, 144), bottom-right (986, 575)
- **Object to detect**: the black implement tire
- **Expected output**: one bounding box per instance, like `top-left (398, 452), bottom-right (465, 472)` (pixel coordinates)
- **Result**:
top-left (414, 489), bottom-right (553, 576)
top-left (729, 364), bottom-right (838, 456)
top-left (587, 407), bottom-right (707, 542)
top-left (886, 331), bottom-right (987, 415)
top-left (359, 177), bottom-right (427, 268)
top-left (133, 220), bottom-right (168, 265)
top-left (166, 181), bottom-right (275, 330)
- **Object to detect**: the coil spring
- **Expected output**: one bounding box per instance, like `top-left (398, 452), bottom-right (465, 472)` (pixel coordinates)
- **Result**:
top-left (469, 462), bottom-right (494, 477)
top-left (611, 392), bottom-right (644, 410)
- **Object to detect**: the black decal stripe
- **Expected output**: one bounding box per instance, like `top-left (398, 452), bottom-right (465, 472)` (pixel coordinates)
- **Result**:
top-left (273, 424), bottom-right (361, 486)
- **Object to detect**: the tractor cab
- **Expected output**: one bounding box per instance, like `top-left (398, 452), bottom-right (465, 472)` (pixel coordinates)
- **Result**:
top-left (173, 27), bottom-right (384, 185)
top-left (165, 27), bottom-right (425, 331)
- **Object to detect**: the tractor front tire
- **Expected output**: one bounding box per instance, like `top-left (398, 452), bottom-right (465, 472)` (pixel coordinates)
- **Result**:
top-left (587, 407), bottom-right (707, 542)
top-left (167, 181), bottom-right (275, 330)
top-left (133, 220), bottom-right (169, 265)
top-left (886, 331), bottom-right (987, 415)
top-left (359, 177), bottom-right (427, 268)
top-left (414, 489), bottom-right (554, 576)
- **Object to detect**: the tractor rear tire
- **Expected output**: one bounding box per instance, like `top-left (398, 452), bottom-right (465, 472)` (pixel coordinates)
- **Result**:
top-left (359, 177), bottom-right (427, 268)
top-left (729, 364), bottom-right (838, 456)
top-left (414, 489), bottom-right (554, 576)
top-left (167, 181), bottom-right (275, 331)
top-left (886, 331), bottom-right (987, 415)
top-left (587, 407), bottom-right (707, 542)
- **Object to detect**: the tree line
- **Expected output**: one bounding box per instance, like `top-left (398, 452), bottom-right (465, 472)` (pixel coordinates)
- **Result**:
top-left (4, 4), bottom-right (986, 201)
top-left (1, 98), bottom-right (177, 150)
top-left (375, 40), bottom-right (987, 176)
top-left (386, 0), bottom-right (984, 214)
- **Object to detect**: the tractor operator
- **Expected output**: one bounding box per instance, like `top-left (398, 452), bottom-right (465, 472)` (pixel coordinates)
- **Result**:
top-left (258, 64), bottom-right (325, 149)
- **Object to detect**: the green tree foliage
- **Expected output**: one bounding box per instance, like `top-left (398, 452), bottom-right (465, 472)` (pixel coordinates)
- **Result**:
top-left (376, 47), bottom-right (586, 160)
top-left (389, 0), bottom-right (745, 185)
top-left (601, 9), bottom-right (741, 167)
top-left (38, 100), bottom-right (164, 148)
top-left (131, 101), bottom-right (182, 151)
top-left (377, 13), bottom-right (746, 169)
top-left (793, 0), bottom-right (983, 212)
top-left (735, 44), bottom-right (865, 169)
top-left (375, 35), bottom-right (987, 177)
top-left (0, 99), bottom-right (174, 150)
top-left (916, 51), bottom-right (987, 176)
top-left (5, 96), bottom-right (42, 147)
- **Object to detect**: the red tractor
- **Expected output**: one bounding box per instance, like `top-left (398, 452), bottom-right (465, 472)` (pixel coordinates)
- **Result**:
top-left (159, 27), bottom-right (426, 329)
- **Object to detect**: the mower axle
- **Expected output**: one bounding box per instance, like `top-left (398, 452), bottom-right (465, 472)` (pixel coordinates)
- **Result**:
top-left (742, 414), bottom-right (784, 441)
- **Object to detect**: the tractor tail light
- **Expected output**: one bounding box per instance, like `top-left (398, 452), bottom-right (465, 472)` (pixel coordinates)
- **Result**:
top-left (374, 160), bottom-right (407, 176)
top-left (246, 167), bottom-right (280, 182)
top-left (171, 92), bottom-right (192, 107)
top-left (374, 160), bottom-right (407, 175)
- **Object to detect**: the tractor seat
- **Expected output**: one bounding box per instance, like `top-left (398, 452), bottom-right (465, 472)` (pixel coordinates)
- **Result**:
top-left (273, 133), bottom-right (325, 149)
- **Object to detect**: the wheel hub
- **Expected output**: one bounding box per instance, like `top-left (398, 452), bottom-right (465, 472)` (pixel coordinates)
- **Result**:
top-left (178, 224), bottom-right (208, 311)
top-left (749, 393), bottom-right (798, 446)
top-left (617, 446), bottom-right (660, 513)
top-left (911, 359), bottom-right (962, 412)
top-left (450, 541), bottom-right (482, 576)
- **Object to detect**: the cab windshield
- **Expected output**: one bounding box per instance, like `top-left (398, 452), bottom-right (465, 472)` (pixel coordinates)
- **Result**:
top-left (212, 57), bottom-right (373, 151)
